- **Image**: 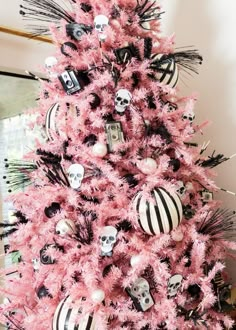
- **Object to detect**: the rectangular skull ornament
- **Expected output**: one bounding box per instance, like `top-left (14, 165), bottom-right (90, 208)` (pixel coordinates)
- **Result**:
top-left (126, 277), bottom-right (154, 312)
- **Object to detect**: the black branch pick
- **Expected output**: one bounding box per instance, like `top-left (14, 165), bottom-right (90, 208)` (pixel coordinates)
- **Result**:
top-left (19, 0), bottom-right (75, 36)
top-left (196, 150), bottom-right (230, 168)
top-left (135, 0), bottom-right (163, 28)
top-left (197, 208), bottom-right (236, 240)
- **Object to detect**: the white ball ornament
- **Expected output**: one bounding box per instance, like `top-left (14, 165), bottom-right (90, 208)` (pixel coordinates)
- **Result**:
top-left (91, 289), bottom-right (105, 303)
top-left (92, 142), bottom-right (107, 157)
top-left (138, 158), bottom-right (157, 175)
top-left (130, 255), bottom-right (142, 267)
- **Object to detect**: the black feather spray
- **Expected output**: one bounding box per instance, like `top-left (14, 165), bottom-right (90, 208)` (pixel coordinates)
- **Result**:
top-left (0, 211), bottom-right (28, 239)
top-left (196, 151), bottom-right (229, 168)
top-left (75, 218), bottom-right (93, 245)
top-left (135, 0), bottom-right (163, 28)
top-left (150, 49), bottom-right (203, 76)
top-left (3, 159), bottom-right (37, 192)
top-left (198, 209), bottom-right (236, 240)
top-left (144, 37), bottom-right (153, 59)
top-left (19, 0), bottom-right (75, 36)
top-left (171, 49), bottom-right (203, 75)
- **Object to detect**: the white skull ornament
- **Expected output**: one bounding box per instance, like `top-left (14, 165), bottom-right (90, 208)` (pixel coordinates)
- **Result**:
top-left (128, 277), bottom-right (154, 311)
top-left (182, 110), bottom-right (195, 123)
top-left (175, 180), bottom-right (186, 198)
top-left (100, 226), bottom-right (118, 256)
top-left (44, 56), bottom-right (58, 79)
top-left (94, 15), bottom-right (109, 41)
top-left (167, 274), bottom-right (183, 298)
top-left (94, 15), bottom-right (109, 33)
top-left (67, 164), bottom-right (84, 190)
top-left (115, 89), bottom-right (132, 114)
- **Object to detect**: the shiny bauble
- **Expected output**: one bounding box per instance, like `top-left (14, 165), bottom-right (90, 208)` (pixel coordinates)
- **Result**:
top-left (138, 158), bottom-right (157, 174)
top-left (91, 289), bottom-right (105, 303)
top-left (92, 142), bottom-right (107, 158)
top-left (130, 255), bottom-right (142, 267)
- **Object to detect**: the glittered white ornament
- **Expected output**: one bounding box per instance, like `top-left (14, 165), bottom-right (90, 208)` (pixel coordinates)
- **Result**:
top-left (138, 158), bottom-right (157, 174)
top-left (91, 289), bottom-right (105, 303)
top-left (92, 142), bottom-right (107, 157)
top-left (130, 255), bottom-right (142, 267)
top-left (171, 228), bottom-right (184, 242)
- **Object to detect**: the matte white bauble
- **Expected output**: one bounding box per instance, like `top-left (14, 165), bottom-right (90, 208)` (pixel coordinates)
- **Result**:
top-left (91, 289), bottom-right (105, 303)
top-left (92, 142), bottom-right (107, 157)
top-left (139, 158), bottom-right (157, 174)
top-left (130, 255), bottom-right (142, 267)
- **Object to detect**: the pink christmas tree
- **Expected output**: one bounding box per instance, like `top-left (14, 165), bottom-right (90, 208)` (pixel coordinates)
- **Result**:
top-left (1, 0), bottom-right (236, 329)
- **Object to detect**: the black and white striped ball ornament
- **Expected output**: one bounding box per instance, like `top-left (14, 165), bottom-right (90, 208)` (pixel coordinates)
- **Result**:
top-left (150, 54), bottom-right (179, 88)
top-left (45, 103), bottom-right (78, 141)
top-left (133, 187), bottom-right (183, 236)
top-left (45, 103), bottom-right (61, 141)
top-left (52, 296), bottom-right (96, 330)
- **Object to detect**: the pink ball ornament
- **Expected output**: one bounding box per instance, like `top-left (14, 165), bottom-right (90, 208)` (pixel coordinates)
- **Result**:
top-left (133, 187), bottom-right (183, 236)
top-left (171, 228), bottom-right (184, 242)
top-left (138, 158), bottom-right (157, 175)
top-left (92, 142), bottom-right (107, 157)
top-left (91, 289), bottom-right (105, 303)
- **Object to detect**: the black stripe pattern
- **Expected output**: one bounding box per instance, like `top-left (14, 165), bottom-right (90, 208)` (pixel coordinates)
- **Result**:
top-left (134, 187), bottom-right (183, 236)
top-left (52, 296), bottom-right (95, 330)
top-left (45, 103), bottom-right (60, 140)
top-left (150, 54), bottom-right (179, 88)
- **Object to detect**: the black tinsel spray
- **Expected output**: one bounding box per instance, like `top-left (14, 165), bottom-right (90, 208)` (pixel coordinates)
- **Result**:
top-left (198, 209), bottom-right (236, 240)
top-left (150, 49), bottom-right (203, 76)
top-left (135, 0), bottom-right (163, 29)
top-left (19, 0), bottom-right (75, 36)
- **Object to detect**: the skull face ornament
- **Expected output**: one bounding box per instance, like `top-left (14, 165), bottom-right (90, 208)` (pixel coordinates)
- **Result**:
top-left (167, 274), bottom-right (183, 298)
top-left (115, 89), bottom-right (132, 114)
top-left (67, 164), bottom-right (84, 190)
top-left (175, 180), bottom-right (186, 198)
top-left (94, 15), bottom-right (109, 41)
top-left (56, 219), bottom-right (76, 237)
top-left (100, 226), bottom-right (118, 257)
top-left (94, 15), bottom-right (109, 33)
top-left (126, 277), bottom-right (154, 312)
top-left (44, 56), bottom-right (58, 79)
top-left (182, 110), bottom-right (195, 123)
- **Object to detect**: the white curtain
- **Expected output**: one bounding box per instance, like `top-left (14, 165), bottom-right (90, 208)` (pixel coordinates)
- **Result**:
top-left (0, 114), bottom-right (42, 268)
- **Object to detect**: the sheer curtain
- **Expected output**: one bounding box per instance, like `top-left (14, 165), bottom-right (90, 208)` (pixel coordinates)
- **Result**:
top-left (0, 114), bottom-right (40, 269)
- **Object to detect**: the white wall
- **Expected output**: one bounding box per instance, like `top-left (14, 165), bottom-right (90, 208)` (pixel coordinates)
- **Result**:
top-left (1, 0), bottom-right (236, 275)
top-left (161, 0), bottom-right (236, 211)
top-left (162, 0), bottom-right (236, 278)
